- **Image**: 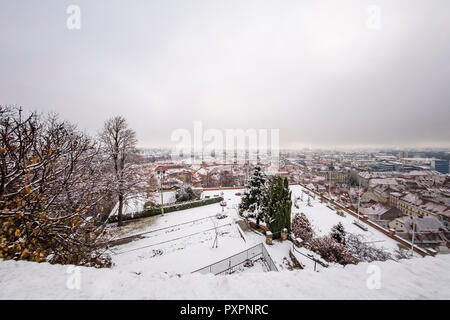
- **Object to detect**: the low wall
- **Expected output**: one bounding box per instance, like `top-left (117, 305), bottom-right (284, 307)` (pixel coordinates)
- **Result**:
top-left (247, 219), bottom-right (269, 232)
top-left (201, 186), bottom-right (247, 191)
top-left (109, 197), bottom-right (223, 223)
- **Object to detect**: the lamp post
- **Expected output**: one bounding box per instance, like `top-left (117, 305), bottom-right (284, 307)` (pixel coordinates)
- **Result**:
top-left (357, 178), bottom-right (361, 221)
top-left (410, 218), bottom-right (416, 257)
top-left (157, 170), bottom-right (166, 216)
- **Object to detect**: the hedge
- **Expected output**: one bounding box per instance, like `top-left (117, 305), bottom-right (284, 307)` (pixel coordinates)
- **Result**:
top-left (108, 197), bottom-right (224, 223)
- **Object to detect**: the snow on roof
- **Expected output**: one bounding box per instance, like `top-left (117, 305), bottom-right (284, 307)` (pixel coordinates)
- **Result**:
top-left (360, 205), bottom-right (389, 217)
top-left (370, 178), bottom-right (398, 186)
top-left (373, 186), bottom-right (390, 197)
top-left (196, 168), bottom-right (208, 176)
top-left (396, 216), bottom-right (445, 233)
top-left (359, 172), bottom-right (396, 179)
top-left (401, 193), bottom-right (423, 206)
top-left (420, 201), bottom-right (449, 215)
top-left (405, 171), bottom-right (433, 176)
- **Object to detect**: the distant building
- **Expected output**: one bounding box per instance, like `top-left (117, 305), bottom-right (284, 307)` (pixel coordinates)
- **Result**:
top-left (361, 204), bottom-right (403, 221)
top-left (321, 170), bottom-right (350, 184)
top-left (389, 216), bottom-right (445, 233)
top-left (373, 162), bottom-right (396, 171)
top-left (431, 159), bottom-right (449, 174)
top-left (389, 216), bottom-right (448, 250)
top-left (389, 192), bottom-right (450, 229)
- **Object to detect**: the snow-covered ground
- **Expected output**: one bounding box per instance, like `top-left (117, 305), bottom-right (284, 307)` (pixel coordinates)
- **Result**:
top-left (1, 185), bottom-right (448, 299)
top-left (103, 185), bottom-right (421, 276)
top-left (1, 255), bottom-right (449, 299)
top-left (108, 187), bottom-right (323, 275)
top-left (109, 189), bottom-right (273, 274)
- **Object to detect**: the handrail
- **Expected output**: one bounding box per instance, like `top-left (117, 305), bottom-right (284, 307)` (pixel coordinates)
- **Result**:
top-left (192, 243), bottom-right (261, 271)
top-left (291, 243), bottom-right (329, 269)
top-left (192, 242), bottom-right (278, 274)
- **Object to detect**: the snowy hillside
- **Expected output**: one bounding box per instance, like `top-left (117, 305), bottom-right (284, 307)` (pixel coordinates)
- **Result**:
top-left (1, 185), bottom-right (449, 300)
top-left (0, 254), bottom-right (449, 299)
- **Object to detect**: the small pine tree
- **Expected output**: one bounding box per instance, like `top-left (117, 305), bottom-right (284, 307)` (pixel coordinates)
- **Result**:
top-left (239, 165), bottom-right (267, 226)
top-left (330, 222), bottom-right (346, 244)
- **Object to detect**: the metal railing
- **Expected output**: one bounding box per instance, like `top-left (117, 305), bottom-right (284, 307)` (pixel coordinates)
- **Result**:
top-left (261, 243), bottom-right (278, 272)
top-left (291, 243), bottom-right (329, 272)
top-left (192, 243), bottom-right (278, 275)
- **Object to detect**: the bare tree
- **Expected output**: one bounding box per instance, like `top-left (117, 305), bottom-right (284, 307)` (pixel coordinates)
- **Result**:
top-left (99, 116), bottom-right (146, 226)
top-left (0, 105), bottom-right (110, 267)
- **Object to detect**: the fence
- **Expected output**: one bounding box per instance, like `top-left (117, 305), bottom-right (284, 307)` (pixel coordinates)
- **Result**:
top-left (192, 243), bottom-right (278, 275)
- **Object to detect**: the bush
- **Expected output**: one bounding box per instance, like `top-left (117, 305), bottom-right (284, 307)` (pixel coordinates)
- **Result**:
top-left (394, 248), bottom-right (412, 260)
top-left (175, 186), bottom-right (196, 203)
top-left (292, 213), bottom-right (314, 242)
top-left (346, 234), bottom-right (392, 262)
top-left (308, 236), bottom-right (359, 265)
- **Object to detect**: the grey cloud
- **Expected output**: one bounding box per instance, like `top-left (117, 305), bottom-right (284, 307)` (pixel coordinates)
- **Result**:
top-left (0, 0), bottom-right (449, 149)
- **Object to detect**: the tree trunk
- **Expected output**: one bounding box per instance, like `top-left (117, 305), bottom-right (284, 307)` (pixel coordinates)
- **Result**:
top-left (118, 193), bottom-right (124, 227)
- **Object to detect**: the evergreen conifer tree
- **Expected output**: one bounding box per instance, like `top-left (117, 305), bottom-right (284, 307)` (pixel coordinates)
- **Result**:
top-left (330, 222), bottom-right (346, 244)
top-left (262, 176), bottom-right (292, 237)
top-left (239, 165), bottom-right (267, 226)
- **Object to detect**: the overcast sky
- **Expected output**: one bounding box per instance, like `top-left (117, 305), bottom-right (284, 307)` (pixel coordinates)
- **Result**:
top-left (1, 0), bottom-right (449, 149)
